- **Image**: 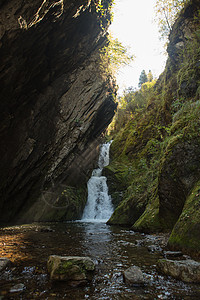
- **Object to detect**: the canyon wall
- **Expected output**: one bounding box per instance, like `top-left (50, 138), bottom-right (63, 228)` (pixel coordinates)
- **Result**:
top-left (0, 0), bottom-right (117, 223)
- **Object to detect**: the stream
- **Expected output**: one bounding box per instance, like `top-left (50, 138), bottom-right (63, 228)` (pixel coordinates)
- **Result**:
top-left (0, 222), bottom-right (200, 299)
top-left (0, 143), bottom-right (200, 299)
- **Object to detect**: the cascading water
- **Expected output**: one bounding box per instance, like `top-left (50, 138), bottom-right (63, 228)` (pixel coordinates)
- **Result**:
top-left (81, 141), bottom-right (113, 222)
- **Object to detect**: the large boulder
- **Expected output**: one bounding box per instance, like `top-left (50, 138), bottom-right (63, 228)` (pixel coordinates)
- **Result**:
top-left (157, 259), bottom-right (200, 283)
top-left (47, 255), bottom-right (95, 283)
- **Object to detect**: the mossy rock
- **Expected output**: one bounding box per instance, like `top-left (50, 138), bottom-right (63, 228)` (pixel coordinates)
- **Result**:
top-left (132, 194), bottom-right (166, 233)
top-left (158, 138), bottom-right (200, 229)
top-left (168, 181), bottom-right (200, 256)
top-left (103, 163), bottom-right (128, 208)
top-left (47, 255), bottom-right (95, 282)
top-left (107, 194), bottom-right (147, 226)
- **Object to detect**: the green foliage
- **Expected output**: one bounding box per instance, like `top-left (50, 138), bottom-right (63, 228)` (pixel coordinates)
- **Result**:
top-left (100, 35), bottom-right (134, 76)
top-left (109, 80), bottom-right (157, 137)
top-left (94, 0), bottom-right (115, 25)
top-left (106, 1), bottom-right (200, 254)
top-left (138, 70), bottom-right (148, 87)
top-left (154, 0), bottom-right (188, 40)
top-left (147, 70), bottom-right (153, 82)
top-left (177, 29), bottom-right (200, 98)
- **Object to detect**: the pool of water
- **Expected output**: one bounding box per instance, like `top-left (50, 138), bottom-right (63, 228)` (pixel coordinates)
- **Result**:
top-left (0, 222), bottom-right (199, 299)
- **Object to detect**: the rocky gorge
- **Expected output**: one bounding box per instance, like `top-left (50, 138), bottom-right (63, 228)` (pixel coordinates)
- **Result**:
top-left (0, 0), bottom-right (200, 298)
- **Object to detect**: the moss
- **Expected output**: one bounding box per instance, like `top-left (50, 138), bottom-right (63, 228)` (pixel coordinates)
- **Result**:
top-left (57, 261), bottom-right (74, 274)
top-left (107, 113), bottom-right (164, 227)
top-left (177, 29), bottom-right (200, 98)
top-left (168, 181), bottom-right (200, 256)
top-left (132, 193), bottom-right (167, 233)
top-left (106, 1), bottom-right (200, 236)
top-left (107, 194), bottom-right (146, 226)
top-left (108, 102), bottom-right (200, 230)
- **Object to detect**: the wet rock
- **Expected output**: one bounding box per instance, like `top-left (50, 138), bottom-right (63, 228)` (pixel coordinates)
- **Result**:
top-left (123, 266), bottom-right (145, 285)
top-left (0, 258), bottom-right (11, 272)
top-left (10, 283), bottom-right (25, 293)
top-left (157, 259), bottom-right (200, 283)
top-left (47, 255), bottom-right (95, 283)
top-left (148, 245), bottom-right (163, 253)
top-left (163, 251), bottom-right (183, 258)
top-left (135, 239), bottom-right (145, 247)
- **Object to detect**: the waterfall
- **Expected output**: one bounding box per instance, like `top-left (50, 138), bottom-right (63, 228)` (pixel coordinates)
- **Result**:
top-left (81, 141), bottom-right (113, 222)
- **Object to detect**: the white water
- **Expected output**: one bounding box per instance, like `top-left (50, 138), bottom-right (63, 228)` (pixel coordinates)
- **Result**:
top-left (81, 141), bottom-right (113, 222)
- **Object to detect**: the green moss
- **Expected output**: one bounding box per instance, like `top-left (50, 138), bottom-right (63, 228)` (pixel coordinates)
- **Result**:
top-left (107, 113), bottom-right (164, 227)
top-left (57, 261), bottom-right (74, 274)
top-left (107, 194), bottom-right (146, 226)
top-left (132, 193), bottom-right (165, 233)
top-left (177, 30), bottom-right (200, 98)
top-left (168, 181), bottom-right (200, 255)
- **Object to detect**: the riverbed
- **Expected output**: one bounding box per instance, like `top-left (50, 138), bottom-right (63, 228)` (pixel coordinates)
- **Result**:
top-left (0, 222), bottom-right (200, 299)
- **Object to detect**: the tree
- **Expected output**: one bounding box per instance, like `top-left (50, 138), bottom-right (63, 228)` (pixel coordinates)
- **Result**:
top-left (100, 34), bottom-right (134, 75)
top-left (147, 70), bottom-right (153, 82)
top-left (154, 0), bottom-right (188, 40)
top-left (138, 70), bottom-right (148, 88)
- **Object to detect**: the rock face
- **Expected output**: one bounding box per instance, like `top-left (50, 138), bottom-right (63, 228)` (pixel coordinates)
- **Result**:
top-left (47, 255), bottom-right (95, 282)
top-left (167, 181), bottom-right (200, 255)
top-left (158, 140), bottom-right (200, 228)
top-left (0, 0), bottom-right (117, 223)
top-left (157, 259), bottom-right (200, 283)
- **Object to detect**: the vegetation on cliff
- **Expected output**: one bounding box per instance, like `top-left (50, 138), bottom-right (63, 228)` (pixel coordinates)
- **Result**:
top-left (106, 0), bottom-right (200, 255)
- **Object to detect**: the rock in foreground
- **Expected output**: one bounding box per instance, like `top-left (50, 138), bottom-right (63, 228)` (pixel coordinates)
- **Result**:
top-left (157, 259), bottom-right (200, 283)
top-left (123, 266), bottom-right (145, 285)
top-left (47, 255), bottom-right (95, 283)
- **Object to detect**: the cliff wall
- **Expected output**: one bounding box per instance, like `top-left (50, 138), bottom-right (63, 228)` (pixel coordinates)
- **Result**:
top-left (0, 0), bottom-right (117, 223)
top-left (106, 0), bottom-right (200, 256)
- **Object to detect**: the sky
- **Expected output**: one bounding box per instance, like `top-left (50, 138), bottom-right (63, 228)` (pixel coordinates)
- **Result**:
top-left (109, 0), bottom-right (167, 93)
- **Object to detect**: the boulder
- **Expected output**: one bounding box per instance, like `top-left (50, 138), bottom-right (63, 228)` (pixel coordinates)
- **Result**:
top-left (157, 259), bottom-right (200, 283)
top-left (123, 266), bottom-right (145, 285)
top-left (47, 255), bottom-right (95, 282)
top-left (0, 257), bottom-right (11, 272)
